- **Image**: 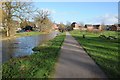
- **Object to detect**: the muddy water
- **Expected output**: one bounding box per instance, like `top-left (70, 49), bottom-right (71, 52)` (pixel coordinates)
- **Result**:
top-left (1, 31), bottom-right (59, 63)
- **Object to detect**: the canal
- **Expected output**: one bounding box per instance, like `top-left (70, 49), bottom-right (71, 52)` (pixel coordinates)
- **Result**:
top-left (1, 31), bottom-right (59, 63)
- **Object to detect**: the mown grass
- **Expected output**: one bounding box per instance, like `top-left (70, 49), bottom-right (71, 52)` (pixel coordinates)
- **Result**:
top-left (2, 32), bottom-right (66, 78)
top-left (70, 30), bottom-right (120, 79)
top-left (15, 31), bottom-right (45, 37)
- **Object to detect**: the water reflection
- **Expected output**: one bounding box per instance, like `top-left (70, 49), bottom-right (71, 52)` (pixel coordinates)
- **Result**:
top-left (1, 31), bottom-right (59, 63)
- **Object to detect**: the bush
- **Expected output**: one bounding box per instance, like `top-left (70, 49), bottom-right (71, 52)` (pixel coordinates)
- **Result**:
top-left (99, 35), bottom-right (106, 39)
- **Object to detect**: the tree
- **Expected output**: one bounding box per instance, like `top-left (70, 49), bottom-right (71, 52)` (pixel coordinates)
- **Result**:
top-left (65, 21), bottom-right (71, 28)
top-left (34, 9), bottom-right (53, 32)
top-left (58, 22), bottom-right (65, 32)
top-left (2, 1), bottom-right (35, 36)
top-left (64, 21), bottom-right (77, 31)
top-left (71, 22), bottom-right (76, 29)
top-left (78, 22), bottom-right (84, 27)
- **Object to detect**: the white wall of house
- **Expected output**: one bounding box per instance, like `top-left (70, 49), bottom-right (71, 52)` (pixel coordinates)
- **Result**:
top-left (73, 24), bottom-right (80, 30)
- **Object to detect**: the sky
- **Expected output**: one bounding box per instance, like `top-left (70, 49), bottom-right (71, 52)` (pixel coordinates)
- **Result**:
top-left (33, 2), bottom-right (118, 25)
top-left (18, 0), bottom-right (119, 2)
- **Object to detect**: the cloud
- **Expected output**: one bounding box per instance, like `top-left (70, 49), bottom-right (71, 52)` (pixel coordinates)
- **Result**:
top-left (90, 14), bottom-right (118, 25)
top-left (101, 14), bottom-right (118, 24)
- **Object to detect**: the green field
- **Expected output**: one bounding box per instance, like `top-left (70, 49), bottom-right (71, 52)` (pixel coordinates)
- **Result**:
top-left (70, 30), bottom-right (120, 79)
top-left (2, 32), bottom-right (65, 78)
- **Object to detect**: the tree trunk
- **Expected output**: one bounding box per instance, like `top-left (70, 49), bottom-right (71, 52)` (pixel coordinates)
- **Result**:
top-left (6, 28), bottom-right (9, 37)
top-left (6, 22), bottom-right (10, 37)
top-left (83, 34), bottom-right (85, 38)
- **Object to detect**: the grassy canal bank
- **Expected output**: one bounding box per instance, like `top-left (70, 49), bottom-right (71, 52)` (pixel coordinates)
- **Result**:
top-left (1, 31), bottom-right (46, 41)
top-left (70, 30), bottom-right (120, 79)
top-left (15, 31), bottom-right (45, 37)
top-left (2, 32), bottom-right (66, 78)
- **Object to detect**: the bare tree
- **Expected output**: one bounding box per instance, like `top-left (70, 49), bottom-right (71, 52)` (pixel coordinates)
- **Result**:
top-left (58, 22), bottom-right (65, 32)
top-left (78, 22), bottom-right (84, 27)
top-left (66, 21), bottom-right (71, 26)
top-left (2, 0), bottom-right (35, 36)
top-left (65, 21), bottom-right (74, 31)
top-left (34, 9), bottom-right (53, 32)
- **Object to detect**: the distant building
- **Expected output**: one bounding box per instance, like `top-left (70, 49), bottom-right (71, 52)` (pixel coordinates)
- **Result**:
top-left (74, 24), bottom-right (80, 30)
top-left (71, 22), bottom-right (80, 30)
top-left (116, 24), bottom-right (120, 31)
top-left (106, 24), bottom-right (120, 31)
top-left (106, 25), bottom-right (113, 30)
top-left (85, 24), bottom-right (93, 32)
top-left (83, 24), bottom-right (103, 32)
top-left (114, 24), bottom-right (120, 31)
top-left (110, 25), bottom-right (117, 31)
top-left (93, 25), bottom-right (103, 31)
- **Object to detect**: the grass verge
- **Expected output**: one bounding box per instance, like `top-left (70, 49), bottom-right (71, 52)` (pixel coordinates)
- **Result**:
top-left (70, 30), bottom-right (120, 79)
top-left (15, 31), bottom-right (45, 37)
top-left (2, 32), bottom-right (66, 78)
top-left (1, 31), bottom-right (45, 41)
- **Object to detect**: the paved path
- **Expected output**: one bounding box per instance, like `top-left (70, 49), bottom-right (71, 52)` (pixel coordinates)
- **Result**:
top-left (53, 32), bottom-right (107, 79)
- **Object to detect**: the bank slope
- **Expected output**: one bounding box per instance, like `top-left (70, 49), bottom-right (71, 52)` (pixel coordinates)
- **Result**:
top-left (2, 32), bottom-right (66, 78)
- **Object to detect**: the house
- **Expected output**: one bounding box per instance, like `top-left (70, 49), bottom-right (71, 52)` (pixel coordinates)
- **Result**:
top-left (93, 25), bottom-right (103, 32)
top-left (73, 23), bottom-right (80, 30)
top-left (80, 27), bottom-right (87, 31)
top-left (117, 24), bottom-right (120, 31)
top-left (83, 24), bottom-right (103, 32)
top-left (112, 24), bottom-right (120, 31)
top-left (79, 24), bottom-right (86, 31)
top-left (79, 24), bottom-right (92, 31)
top-left (106, 24), bottom-right (120, 31)
top-left (71, 22), bottom-right (76, 28)
top-left (110, 25), bottom-right (117, 31)
top-left (71, 22), bottom-right (80, 30)
top-left (84, 24), bottom-right (94, 32)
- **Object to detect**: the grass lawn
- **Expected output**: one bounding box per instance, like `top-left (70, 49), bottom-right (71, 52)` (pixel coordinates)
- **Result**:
top-left (70, 30), bottom-right (120, 79)
top-left (15, 31), bottom-right (45, 37)
top-left (2, 32), bottom-right (66, 78)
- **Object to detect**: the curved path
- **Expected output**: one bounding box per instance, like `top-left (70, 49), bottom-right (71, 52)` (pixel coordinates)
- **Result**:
top-left (53, 32), bottom-right (107, 79)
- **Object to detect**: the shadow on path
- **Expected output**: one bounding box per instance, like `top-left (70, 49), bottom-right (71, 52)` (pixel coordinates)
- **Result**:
top-left (53, 32), bottom-right (107, 79)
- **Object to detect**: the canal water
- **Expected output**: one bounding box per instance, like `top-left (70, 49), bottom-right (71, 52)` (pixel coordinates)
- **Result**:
top-left (1, 31), bottom-right (59, 63)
